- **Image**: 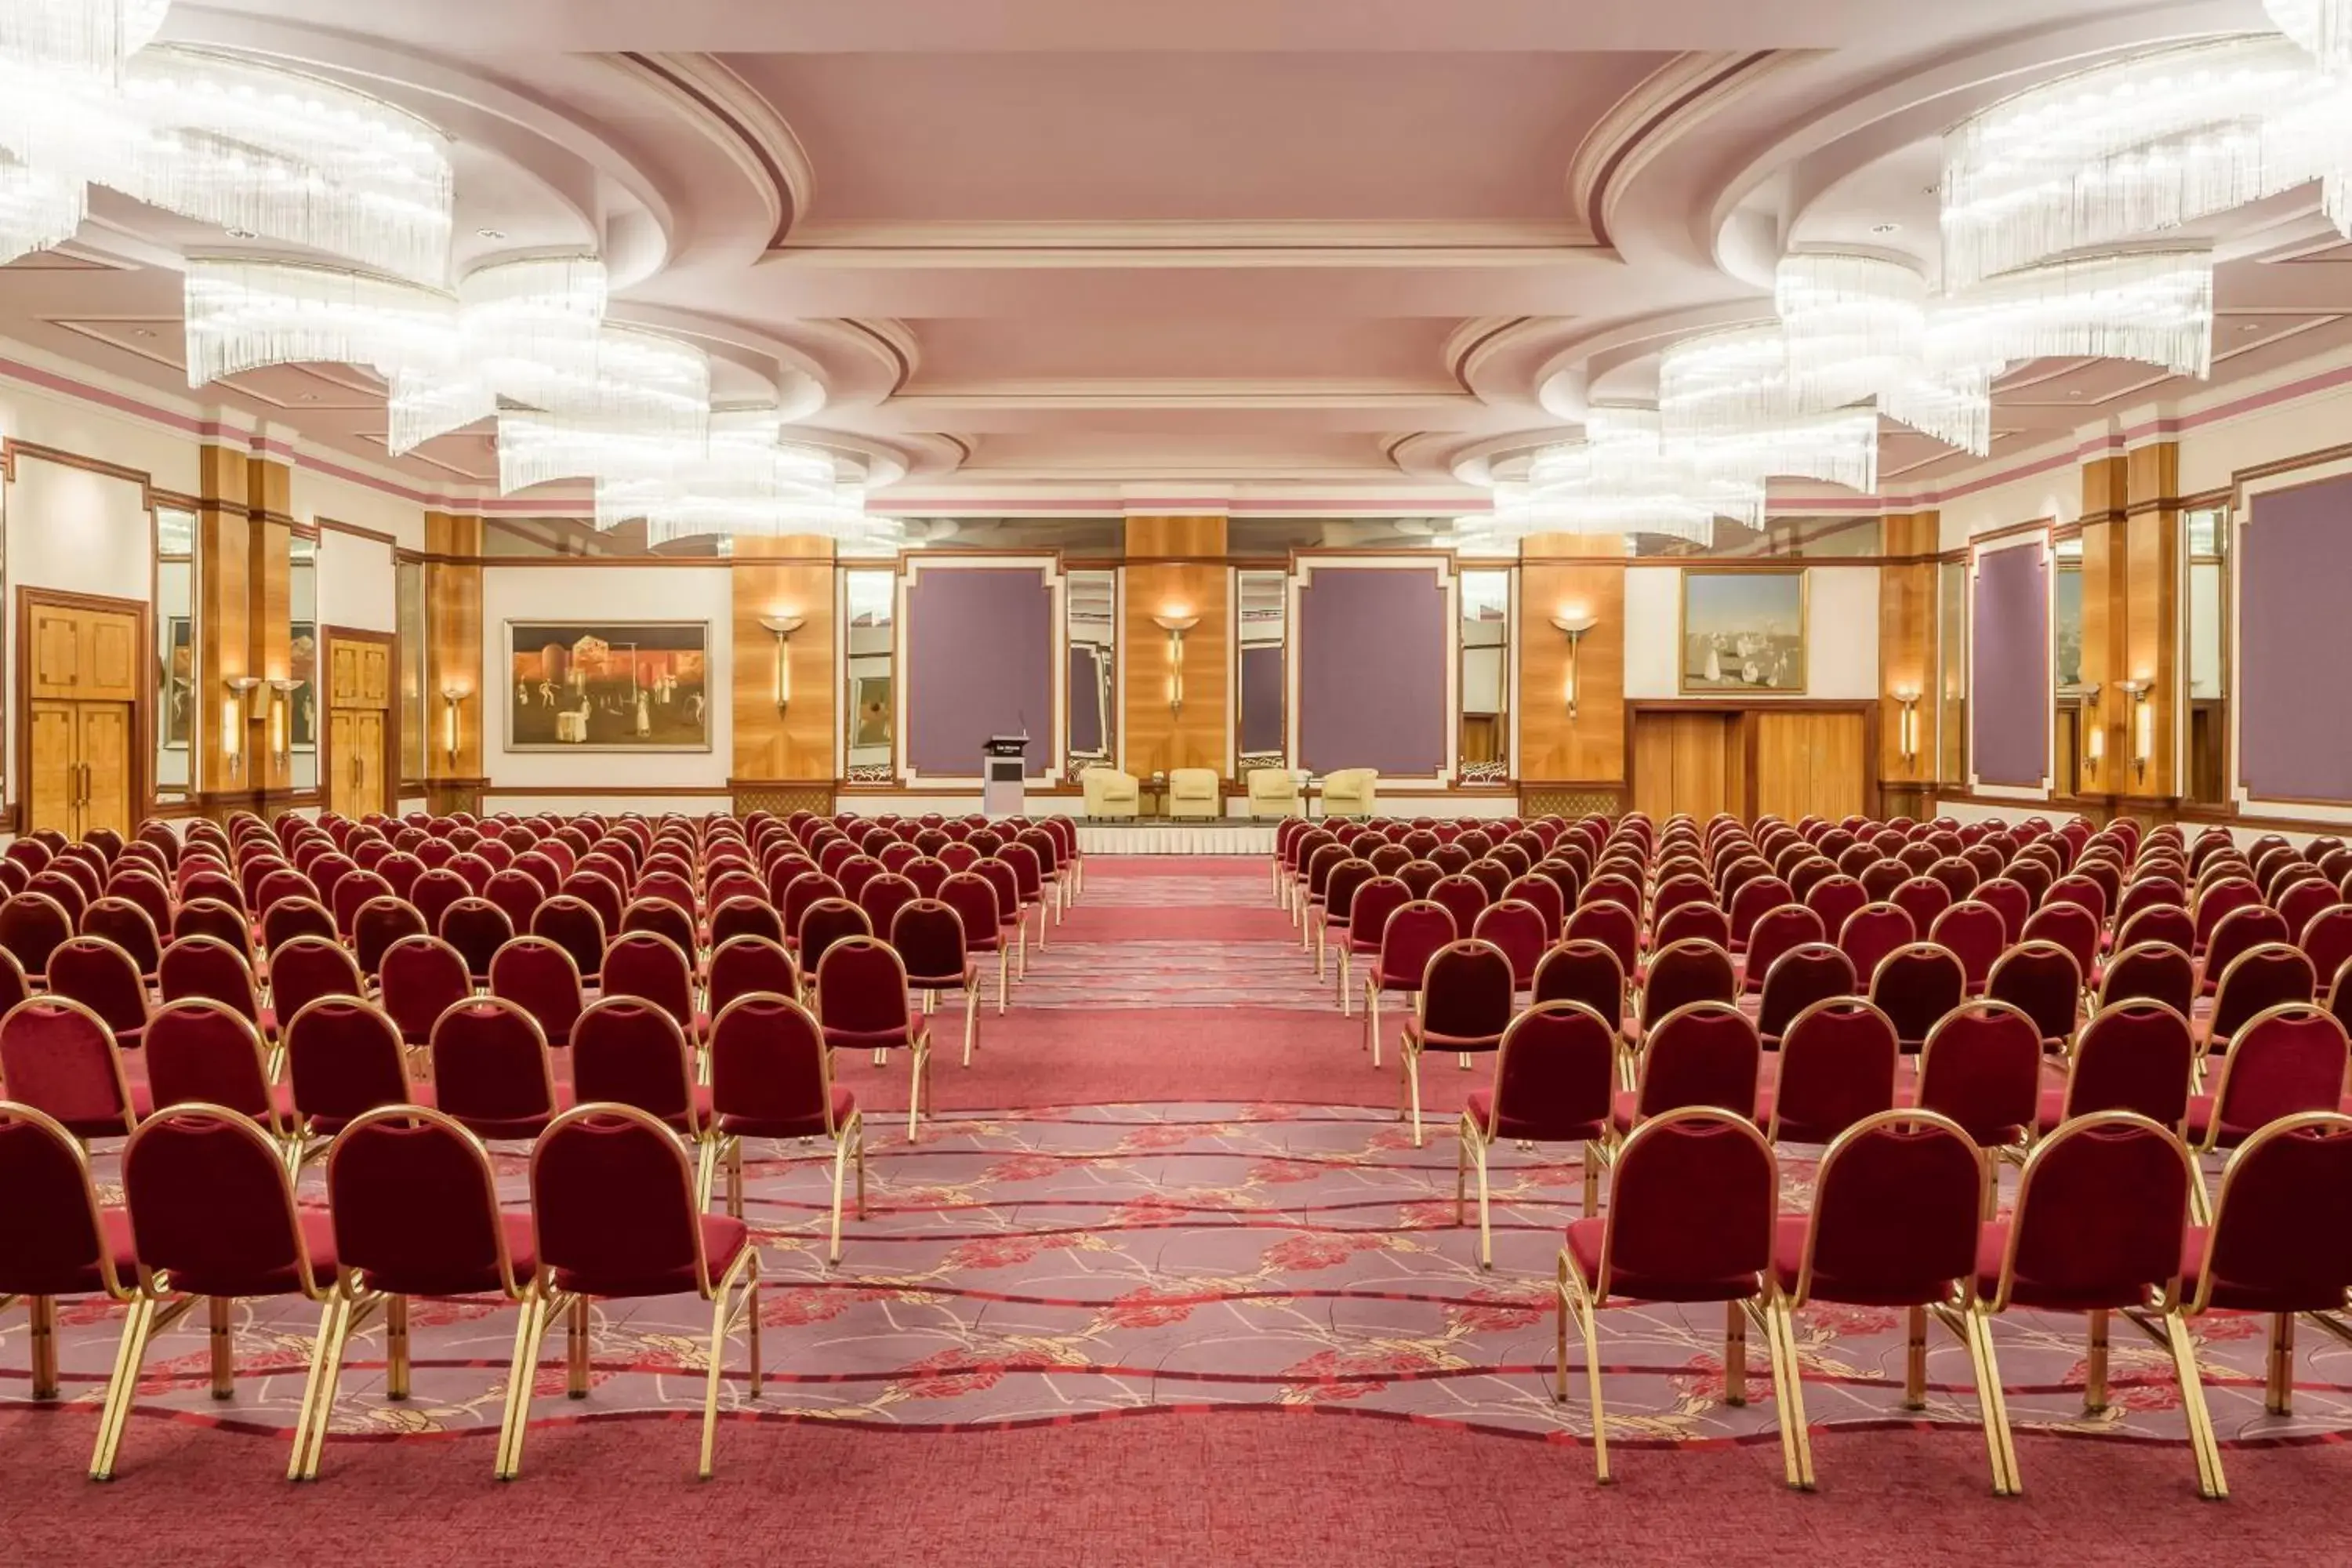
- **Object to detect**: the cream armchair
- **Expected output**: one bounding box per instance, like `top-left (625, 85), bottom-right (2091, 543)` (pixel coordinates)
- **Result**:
top-left (1167, 768), bottom-right (1221, 820)
top-left (1081, 765), bottom-right (1140, 819)
top-left (1319, 768), bottom-right (1377, 818)
top-left (1247, 768), bottom-right (1302, 819)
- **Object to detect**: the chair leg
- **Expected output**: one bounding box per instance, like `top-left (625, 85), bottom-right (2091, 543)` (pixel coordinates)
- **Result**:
top-left (1941, 1304), bottom-right (2016, 1496)
top-left (1401, 1040), bottom-right (1423, 1147)
top-left (566, 1296), bottom-right (591, 1398)
top-left (288, 1293), bottom-right (343, 1482)
top-left (2268, 1312), bottom-right (2295, 1416)
top-left (1467, 1120), bottom-right (1494, 1271)
top-left (1016, 920), bottom-right (1028, 978)
top-left (961, 982), bottom-right (978, 1067)
top-left (1035, 901), bottom-right (1047, 951)
top-left (2161, 1309), bottom-right (2229, 1500)
top-left (1563, 1259), bottom-right (1611, 1483)
top-left (296, 1292), bottom-right (376, 1482)
top-left (724, 1136), bottom-right (745, 1219)
top-left (1367, 986), bottom-right (1382, 1068)
top-left (90, 1295), bottom-right (160, 1481)
top-left (1581, 1141), bottom-right (1601, 1217)
top-left (209, 1295), bottom-right (235, 1400)
top-left (1769, 1298), bottom-right (1815, 1490)
top-left (27, 1295), bottom-right (56, 1401)
top-left (852, 1111), bottom-right (868, 1215)
top-left (997, 948), bottom-right (1009, 1015)
top-left (1338, 949), bottom-right (1352, 1017)
top-left (2084, 1308), bottom-right (2109, 1414)
top-left (829, 1131), bottom-right (851, 1264)
top-left (1315, 920), bottom-right (1327, 981)
top-left (699, 1252), bottom-right (759, 1479)
top-left (495, 1290), bottom-right (552, 1481)
top-left (1723, 1299), bottom-right (1748, 1407)
top-left (695, 1134), bottom-right (719, 1214)
top-left (386, 1293), bottom-right (411, 1400)
top-left (1904, 1304), bottom-right (1928, 1410)
top-left (2189, 1163), bottom-right (2213, 1226)
top-left (906, 1042), bottom-right (930, 1141)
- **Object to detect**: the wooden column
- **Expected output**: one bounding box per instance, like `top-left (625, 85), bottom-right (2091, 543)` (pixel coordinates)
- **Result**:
top-left (245, 456), bottom-right (292, 800)
top-left (1878, 512), bottom-right (1940, 817)
top-left (1122, 515), bottom-right (1229, 780)
top-left (2078, 454), bottom-right (2130, 813)
top-left (1515, 532), bottom-right (1626, 817)
top-left (731, 534), bottom-right (837, 816)
top-left (195, 445), bottom-right (253, 808)
top-left (423, 511), bottom-right (485, 815)
top-left (2123, 442), bottom-right (2184, 806)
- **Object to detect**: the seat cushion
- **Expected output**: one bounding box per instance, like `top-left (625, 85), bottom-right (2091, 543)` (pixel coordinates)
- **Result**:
top-left (1465, 1088), bottom-right (1604, 1145)
top-left (2179, 1224), bottom-right (2351, 1315)
top-left (1973, 1220), bottom-right (2185, 1311)
top-left (167, 1208), bottom-right (339, 1299)
top-left (304, 1080), bottom-right (436, 1138)
top-left (822, 1025), bottom-right (920, 1051)
top-left (1774, 1211), bottom-right (1964, 1306)
top-left (360, 1211), bottom-right (537, 1298)
top-left (1564, 1215), bottom-right (1762, 1304)
top-left (717, 1086), bottom-right (857, 1142)
top-left (0, 1204), bottom-right (140, 1298)
top-left (553, 1212), bottom-right (751, 1300)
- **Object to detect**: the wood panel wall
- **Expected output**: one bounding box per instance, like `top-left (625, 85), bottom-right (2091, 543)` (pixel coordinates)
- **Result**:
top-left (246, 456), bottom-right (291, 796)
top-left (1755, 710), bottom-right (1867, 822)
top-left (195, 445), bottom-right (251, 797)
top-left (1632, 712), bottom-right (1739, 820)
top-left (1877, 511), bottom-right (1938, 786)
top-left (2125, 442), bottom-right (2183, 802)
top-left (423, 511), bottom-right (484, 786)
top-left (1517, 533), bottom-right (1625, 787)
top-left (2079, 455), bottom-right (2126, 800)
top-left (731, 534), bottom-right (837, 783)
top-left (1122, 514), bottom-right (1229, 778)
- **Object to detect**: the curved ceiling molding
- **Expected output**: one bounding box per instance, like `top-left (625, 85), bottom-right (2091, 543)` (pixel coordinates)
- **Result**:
top-left (1566, 50), bottom-right (1795, 249)
top-left (603, 52), bottom-right (812, 251)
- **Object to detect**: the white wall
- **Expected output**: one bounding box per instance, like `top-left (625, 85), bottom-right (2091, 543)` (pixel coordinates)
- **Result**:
top-left (2180, 382), bottom-right (2352, 496)
top-left (318, 528), bottom-right (396, 633)
top-left (479, 567), bottom-right (733, 791)
top-left (1936, 459), bottom-right (2081, 549)
top-left (1624, 566), bottom-right (1878, 701)
top-left (289, 465), bottom-right (429, 552)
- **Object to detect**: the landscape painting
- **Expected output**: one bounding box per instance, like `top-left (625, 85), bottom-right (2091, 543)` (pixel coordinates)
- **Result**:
top-left (1681, 570), bottom-right (1807, 694)
top-left (507, 620), bottom-right (711, 751)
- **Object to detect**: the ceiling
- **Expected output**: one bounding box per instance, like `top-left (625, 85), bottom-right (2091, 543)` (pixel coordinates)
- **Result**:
top-left (1, 0), bottom-right (2339, 514)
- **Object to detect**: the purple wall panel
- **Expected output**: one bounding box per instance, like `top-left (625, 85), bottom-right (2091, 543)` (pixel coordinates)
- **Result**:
top-left (2243, 476), bottom-right (2352, 802)
top-left (1240, 644), bottom-right (1286, 755)
top-left (906, 568), bottom-right (1053, 775)
top-left (1298, 566), bottom-right (1449, 776)
top-left (1970, 543), bottom-right (2049, 788)
top-left (1068, 644), bottom-right (1104, 755)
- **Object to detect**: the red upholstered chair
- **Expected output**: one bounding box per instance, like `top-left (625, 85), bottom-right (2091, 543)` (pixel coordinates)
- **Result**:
top-left (1581, 872), bottom-right (1642, 920)
top-left (267, 934), bottom-right (366, 1027)
top-left (1926, 856), bottom-right (1980, 906)
top-left (285, 996), bottom-right (419, 1140)
top-left (178, 866), bottom-right (245, 913)
top-left (0, 892), bottom-right (73, 982)
top-left (934, 871), bottom-right (1011, 1014)
top-left (91, 1105), bottom-right (341, 1479)
top-left (102, 869), bottom-right (172, 936)
top-left (707, 993), bottom-right (863, 1256)
top-left (1751, 943), bottom-right (1853, 1047)
top-left (430, 997), bottom-right (562, 1142)
top-left (601, 931), bottom-right (701, 1038)
top-left (252, 866), bottom-right (319, 918)
top-left (2118, 902), bottom-right (2197, 956)
top-left (1986, 940), bottom-right (2082, 1051)
top-left (2038, 1000), bottom-right (2194, 1137)
top-left (1767, 998), bottom-right (1899, 1146)
top-left (158, 934), bottom-right (267, 1036)
top-left (572, 996), bottom-right (710, 1192)
top-left (817, 937), bottom-right (932, 1138)
top-left (1457, 1001), bottom-right (1617, 1267)
top-left (780, 872), bottom-right (844, 950)
top-left (2116, 874), bottom-right (2187, 930)
top-left (1399, 938), bottom-right (1515, 1145)
top-left (437, 897), bottom-right (515, 984)
top-left (2275, 880), bottom-right (2338, 950)
top-left (481, 869), bottom-right (543, 937)
top-left (1774, 1109), bottom-right (2006, 1493)
top-left (260, 896), bottom-right (337, 956)
top-left (620, 898), bottom-right (699, 966)
top-left (1976, 1113), bottom-right (2222, 1498)
top-left (1363, 900), bottom-right (1455, 1070)
top-left (706, 936), bottom-right (797, 1018)
top-left (794, 897), bottom-right (872, 981)
top-left (0, 995), bottom-right (143, 1140)
top-left (1739, 905), bottom-right (1823, 996)
top-left (2299, 904), bottom-right (2352, 995)
top-left (1915, 1001), bottom-right (2043, 1174)
top-left (1650, 900), bottom-right (1730, 954)
top-left (45, 934), bottom-right (153, 1049)
top-left (1635, 939), bottom-right (1737, 1040)
top-left (409, 867), bottom-right (469, 937)
top-left (1651, 873), bottom-right (1715, 924)
top-left (526, 895), bottom-right (605, 986)
top-left (1555, 1111), bottom-right (1791, 1486)
top-left (2183, 1112), bottom-right (2352, 1420)
top-left (858, 872), bottom-right (922, 949)
top-left (513, 1105), bottom-right (760, 1480)
top-left (2096, 940), bottom-right (2196, 1017)
top-left (1501, 874), bottom-right (1565, 946)
top-left (1923, 902), bottom-right (2002, 998)
top-left (1470, 900), bottom-right (1548, 993)
top-left (0, 947), bottom-right (30, 1022)
top-left (375, 851), bottom-right (425, 902)
top-left (2191, 877), bottom-right (2263, 956)
top-left (1395, 859), bottom-right (1443, 902)
top-left (997, 842), bottom-right (1051, 949)
top-left (893, 899), bottom-right (982, 1067)
top-left (2189, 1003), bottom-right (2350, 1157)
top-left (378, 935), bottom-right (471, 1048)
top-left (0, 1098), bottom-right (139, 1404)
top-left (557, 871), bottom-right (625, 943)
top-left (488, 936), bottom-right (587, 1048)
top-left (1563, 899), bottom-right (1639, 983)
top-left (1726, 877), bottom-right (1795, 954)
top-left (1888, 877), bottom-right (1953, 941)
top-left (144, 996), bottom-right (296, 1152)
top-left (1532, 939), bottom-right (1626, 1033)
top-left (1426, 873), bottom-right (1489, 944)
top-left (1835, 902), bottom-right (1914, 989)
top-left (1613, 1001), bottom-right (1762, 1139)
top-left (1867, 942), bottom-right (1967, 1053)
top-left (1461, 858), bottom-right (1511, 906)
top-left (2204, 942), bottom-right (2318, 1050)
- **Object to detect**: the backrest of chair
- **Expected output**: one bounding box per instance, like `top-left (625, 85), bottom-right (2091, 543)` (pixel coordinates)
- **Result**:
top-left (2210, 942), bottom-right (2319, 1042)
top-left (1599, 1112), bottom-right (1775, 1299)
top-left (0, 1101), bottom-right (116, 1294)
top-left (1635, 1001), bottom-right (1760, 1120)
top-left (156, 935), bottom-right (262, 1022)
top-left (285, 996), bottom-right (412, 1127)
top-left (530, 1105), bottom-right (706, 1295)
top-left (1915, 1000), bottom-right (2044, 1148)
top-left (1483, 1002), bottom-right (1617, 1140)
top-left (1416, 939), bottom-right (1515, 1040)
top-left (428, 999), bottom-right (556, 1123)
top-left (0, 892), bottom-right (74, 978)
top-left (1925, 902), bottom-right (2003, 994)
top-left (377, 935), bottom-right (471, 1044)
top-left (1773, 999), bottom-right (1899, 1144)
top-left (2000, 1112), bottom-right (2190, 1308)
top-left (123, 1106), bottom-right (320, 1296)
top-left (815, 936), bottom-right (913, 1035)
top-left (145, 998), bottom-right (275, 1127)
top-left (0, 996), bottom-right (132, 1134)
top-left (1374, 902), bottom-right (1456, 988)
top-left (572, 997), bottom-right (697, 1127)
top-left (1796, 1111), bottom-right (1984, 1307)
top-left (46, 935), bottom-right (150, 1037)
top-left (797, 898), bottom-right (873, 975)
top-left (1562, 899), bottom-right (1639, 976)
top-left (488, 936), bottom-right (587, 1044)
top-left (273, 935), bottom-right (368, 1022)
top-left (599, 931), bottom-right (696, 1028)
top-left (1836, 902), bottom-right (1915, 983)
top-left (891, 898), bottom-right (971, 982)
top-left (709, 993), bottom-right (835, 1131)
top-left (2065, 1001), bottom-right (2194, 1129)
top-left (2212, 1004), bottom-right (2352, 1138)
top-left (858, 873), bottom-right (921, 939)
top-left (1866, 942), bottom-right (1966, 1048)
top-left (1754, 942), bottom-right (1857, 1043)
top-left (1530, 939), bottom-right (1624, 1026)
top-left (2199, 1112), bottom-right (2352, 1312)
top-left (1639, 939), bottom-right (1737, 1028)
top-left (2096, 940), bottom-right (2196, 1017)
top-left (1985, 940), bottom-right (2082, 1046)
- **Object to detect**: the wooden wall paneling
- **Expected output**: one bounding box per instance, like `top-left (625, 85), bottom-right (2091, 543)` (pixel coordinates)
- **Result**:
top-left (1633, 711), bottom-right (1736, 819)
top-left (731, 535), bottom-right (837, 785)
top-left (1123, 515), bottom-right (1229, 778)
top-left (245, 457), bottom-right (292, 796)
top-left (17, 590), bottom-right (145, 837)
top-left (2125, 442), bottom-right (2183, 801)
top-left (322, 626), bottom-right (396, 817)
top-left (1518, 534), bottom-right (1625, 787)
top-left (2078, 456), bottom-right (2127, 800)
top-left (1877, 512), bottom-right (1938, 784)
top-left (196, 445), bottom-right (252, 796)
top-left (1755, 710), bottom-right (1866, 822)
top-left (423, 511), bottom-right (485, 785)
top-left (26, 701), bottom-right (74, 834)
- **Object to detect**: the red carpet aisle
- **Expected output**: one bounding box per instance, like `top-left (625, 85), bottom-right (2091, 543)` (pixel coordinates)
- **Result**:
top-left (5, 856), bottom-right (2351, 1563)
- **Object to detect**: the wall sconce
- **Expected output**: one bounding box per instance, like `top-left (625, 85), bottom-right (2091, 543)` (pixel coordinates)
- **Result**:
top-left (266, 677), bottom-right (296, 774)
top-left (2117, 678), bottom-right (2153, 780)
top-left (440, 686), bottom-right (469, 768)
top-left (758, 612), bottom-right (805, 713)
top-left (2079, 682), bottom-right (2104, 777)
top-left (1550, 609), bottom-right (1598, 719)
top-left (1893, 686), bottom-right (1921, 765)
top-left (1152, 610), bottom-right (1199, 719)
top-left (223, 676), bottom-right (261, 782)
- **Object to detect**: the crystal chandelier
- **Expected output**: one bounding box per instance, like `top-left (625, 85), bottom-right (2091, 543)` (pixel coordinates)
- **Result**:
top-left (1925, 249), bottom-right (2214, 379)
top-left (1774, 252), bottom-right (1927, 412)
top-left (0, 156), bottom-right (85, 266)
top-left (1688, 408), bottom-right (1882, 495)
top-left (2270, 0), bottom-right (2352, 74)
top-left (1940, 34), bottom-right (2352, 288)
top-left (181, 257), bottom-right (456, 387)
top-left (1498, 407), bottom-right (1765, 546)
top-left (386, 254), bottom-right (608, 452)
top-left (492, 324), bottom-right (711, 491)
top-left (588, 409), bottom-right (878, 543)
top-left (0, 0), bottom-right (168, 82)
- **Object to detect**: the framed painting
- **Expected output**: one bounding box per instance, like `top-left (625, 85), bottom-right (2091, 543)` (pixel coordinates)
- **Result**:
top-left (506, 620), bottom-right (712, 752)
top-left (290, 620), bottom-right (318, 751)
top-left (1679, 570), bottom-right (1808, 694)
top-left (161, 615), bottom-right (194, 750)
top-left (851, 672), bottom-right (895, 750)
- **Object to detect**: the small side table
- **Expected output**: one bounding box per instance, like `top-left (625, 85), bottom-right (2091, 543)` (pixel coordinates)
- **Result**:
top-left (1138, 779), bottom-right (1169, 818)
top-left (1301, 777), bottom-right (1324, 821)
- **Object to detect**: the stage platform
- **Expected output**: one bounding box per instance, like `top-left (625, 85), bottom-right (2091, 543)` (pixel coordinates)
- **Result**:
top-left (1073, 818), bottom-right (1276, 854)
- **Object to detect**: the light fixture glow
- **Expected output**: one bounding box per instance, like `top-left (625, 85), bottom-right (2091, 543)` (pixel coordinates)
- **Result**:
top-left (0, 156), bottom-right (82, 265)
top-left (0, 0), bottom-right (169, 82)
top-left (1152, 611), bottom-right (1199, 719)
top-left (757, 612), bottom-right (804, 713)
top-left (1925, 249), bottom-right (2216, 379)
top-left (1552, 609), bottom-right (1598, 719)
top-left (182, 257), bottom-right (456, 387)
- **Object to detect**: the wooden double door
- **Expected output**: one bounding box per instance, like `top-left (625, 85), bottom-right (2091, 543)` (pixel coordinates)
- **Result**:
top-left (1631, 706), bottom-right (1871, 824)
top-left (24, 597), bottom-right (141, 840)
top-left (325, 631), bottom-right (392, 817)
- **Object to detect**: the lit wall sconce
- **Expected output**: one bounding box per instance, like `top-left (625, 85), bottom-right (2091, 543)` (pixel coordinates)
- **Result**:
top-left (2117, 677), bottom-right (2153, 780)
top-left (266, 677), bottom-right (296, 773)
top-left (223, 676), bottom-right (261, 782)
top-left (1893, 686), bottom-right (1921, 765)
top-left (2079, 682), bottom-right (2104, 777)
top-left (1550, 608), bottom-right (1598, 719)
top-left (441, 686), bottom-right (469, 767)
top-left (1152, 610), bottom-right (1199, 719)
top-left (758, 612), bottom-right (806, 713)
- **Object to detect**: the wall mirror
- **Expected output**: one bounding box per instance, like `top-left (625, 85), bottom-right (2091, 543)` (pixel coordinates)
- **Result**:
top-left (1457, 568), bottom-right (1510, 781)
top-left (154, 506), bottom-right (197, 804)
top-left (287, 530), bottom-right (318, 792)
top-left (843, 568), bottom-right (897, 782)
top-left (1065, 568), bottom-right (1116, 768)
top-left (1235, 569), bottom-right (1287, 772)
